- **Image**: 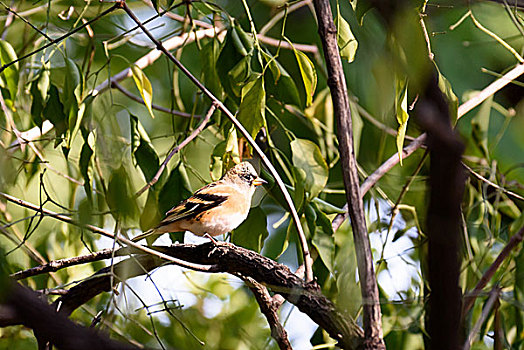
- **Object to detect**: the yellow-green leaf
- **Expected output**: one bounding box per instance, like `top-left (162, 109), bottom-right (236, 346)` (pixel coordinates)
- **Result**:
top-left (293, 48), bottom-right (317, 107)
top-left (335, 7), bottom-right (358, 63)
top-left (395, 77), bottom-right (409, 166)
top-left (236, 74), bottom-right (265, 138)
top-left (291, 138), bottom-right (328, 199)
top-left (0, 39), bottom-right (19, 101)
top-left (131, 65), bottom-right (155, 119)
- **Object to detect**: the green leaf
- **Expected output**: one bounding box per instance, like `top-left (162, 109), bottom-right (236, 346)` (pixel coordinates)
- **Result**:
top-left (349, 100), bottom-right (363, 158)
top-left (106, 165), bottom-right (139, 222)
top-left (201, 39), bottom-right (223, 98)
top-left (292, 166), bottom-right (306, 212)
top-left (292, 48), bottom-right (317, 107)
top-left (309, 203), bottom-right (335, 273)
top-left (351, 0), bottom-right (372, 25)
top-left (236, 74), bottom-right (265, 138)
top-left (0, 39), bottom-right (19, 101)
top-left (130, 114), bottom-right (162, 187)
top-left (228, 55), bottom-right (252, 96)
top-left (30, 69), bottom-right (50, 129)
top-left (471, 95), bottom-right (492, 159)
top-left (262, 50), bottom-right (301, 106)
top-left (516, 243), bottom-right (524, 339)
top-left (158, 161), bottom-right (192, 216)
top-left (291, 138), bottom-right (328, 199)
top-left (436, 65), bottom-right (459, 125)
top-left (232, 207), bottom-right (268, 252)
top-left (79, 129), bottom-right (95, 202)
top-left (131, 65), bottom-right (155, 119)
top-left (43, 85), bottom-right (68, 147)
top-left (335, 7), bottom-right (358, 63)
top-left (140, 190), bottom-right (161, 232)
top-left (395, 77), bottom-right (409, 166)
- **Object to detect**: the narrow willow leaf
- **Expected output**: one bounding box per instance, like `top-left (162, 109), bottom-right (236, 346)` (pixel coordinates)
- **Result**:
top-left (395, 77), bottom-right (409, 166)
top-left (236, 74), bottom-right (265, 138)
top-left (310, 203), bottom-right (335, 273)
top-left (232, 207), bottom-right (269, 252)
top-left (159, 161), bottom-right (192, 216)
top-left (261, 50), bottom-right (301, 106)
top-left (44, 85), bottom-right (68, 147)
top-left (131, 65), bottom-right (155, 119)
top-left (0, 39), bottom-right (19, 101)
top-left (435, 65), bottom-right (459, 125)
top-left (292, 47), bottom-right (317, 107)
top-left (471, 95), bottom-right (492, 159)
top-left (335, 7), bottom-right (358, 63)
top-left (217, 29), bottom-right (245, 101)
top-left (291, 138), bottom-right (328, 199)
top-left (129, 114), bottom-right (162, 187)
top-left (106, 166), bottom-right (139, 222)
top-left (79, 129), bottom-right (95, 202)
top-left (30, 69), bottom-right (50, 129)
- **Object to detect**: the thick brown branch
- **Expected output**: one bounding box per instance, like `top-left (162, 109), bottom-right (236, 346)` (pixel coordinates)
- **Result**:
top-left (242, 276), bottom-right (292, 350)
top-left (0, 282), bottom-right (141, 350)
top-left (4, 242), bottom-right (364, 349)
top-left (312, 0), bottom-right (384, 347)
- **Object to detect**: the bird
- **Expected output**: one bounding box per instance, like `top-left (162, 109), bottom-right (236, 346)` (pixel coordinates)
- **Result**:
top-left (132, 161), bottom-right (267, 244)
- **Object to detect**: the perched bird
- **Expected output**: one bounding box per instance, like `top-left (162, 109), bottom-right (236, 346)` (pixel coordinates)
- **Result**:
top-left (132, 162), bottom-right (266, 244)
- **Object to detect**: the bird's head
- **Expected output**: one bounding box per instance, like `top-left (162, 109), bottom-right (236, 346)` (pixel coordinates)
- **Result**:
top-left (224, 162), bottom-right (267, 188)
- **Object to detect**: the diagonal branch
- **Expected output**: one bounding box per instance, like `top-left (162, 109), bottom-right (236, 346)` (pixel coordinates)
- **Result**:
top-left (462, 225), bottom-right (524, 315)
top-left (311, 0), bottom-right (384, 348)
top-left (119, 2), bottom-right (314, 283)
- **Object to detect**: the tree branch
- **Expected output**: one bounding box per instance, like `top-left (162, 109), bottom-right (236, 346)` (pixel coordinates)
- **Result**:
top-left (241, 276), bottom-right (292, 350)
top-left (0, 282), bottom-right (141, 350)
top-left (312, 0), bottom-right (385, 347)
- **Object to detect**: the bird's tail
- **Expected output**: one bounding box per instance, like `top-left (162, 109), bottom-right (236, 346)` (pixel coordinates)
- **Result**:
top-left (131, 228), bottom-right (156, 243)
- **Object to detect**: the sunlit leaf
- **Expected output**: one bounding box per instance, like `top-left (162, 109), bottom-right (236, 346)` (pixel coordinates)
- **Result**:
top-left (395, 77), bottom-right (409, 166)
top-left (292, 47), bottom-right (317, 107)
top-left (131, 65), bottom-right (155, 119)
top-left (140, 190), bottom-right (161, 232)
top-left (435, 64), bottom-right (459, 125)
top-left (0, 39), bottom-right (19, 101)
top-left (232, 207), bottom-right (268, 252)
top-left (236, 74), bottom-right (265, 138)
top-left (291, 138), bottom-right (328, 199)
top-left (335, 7), bottom-right (358, 63)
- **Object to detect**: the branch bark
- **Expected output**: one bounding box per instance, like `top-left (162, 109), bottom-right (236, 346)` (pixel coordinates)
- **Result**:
top-left (312, 0), bottom-right (385, 348)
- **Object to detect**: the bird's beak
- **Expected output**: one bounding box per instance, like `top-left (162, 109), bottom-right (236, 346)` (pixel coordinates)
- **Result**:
top-left (253, 177), bottom-right (267, 186)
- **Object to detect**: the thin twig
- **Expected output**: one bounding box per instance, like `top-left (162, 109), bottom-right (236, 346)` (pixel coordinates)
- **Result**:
top-left (11, 248), bottom-right (120, 280)
top-left (134, 102), bottom-right (217, 197)
top-left (111, 81), bottom-right (199, 118)
top-left (462, 225), bottom-right (524, 315)
top-left (0, 191), bottom-right (218, 272)
top-left (463, 286), bottom-right (501, 350)
top-left (463, 162), bottom-right (524, 202)
top-left (120, 2), bottom-right (314, 283)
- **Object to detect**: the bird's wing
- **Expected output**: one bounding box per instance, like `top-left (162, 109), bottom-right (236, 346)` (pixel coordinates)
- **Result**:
top-left (160, 184), bottom-right (228, 225)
